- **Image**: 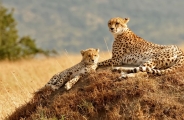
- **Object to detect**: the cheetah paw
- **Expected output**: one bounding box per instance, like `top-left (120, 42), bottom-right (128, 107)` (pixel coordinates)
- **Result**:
top-left (65, 83), bottom-right (72, 90)
top-left (119, 73), bottom-right (136, 79)
top-left (112, 67), bottom-right (122, 73)
top-left (45, 84), bottom-right (59, 91)
top-left (119, 73), bottom-right (128, 79)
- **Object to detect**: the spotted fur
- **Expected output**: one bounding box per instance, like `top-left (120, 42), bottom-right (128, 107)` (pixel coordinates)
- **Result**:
top-left (98, 17), bottom-right (184, 77)
top-left (46, 48), bottom-right (99, 90)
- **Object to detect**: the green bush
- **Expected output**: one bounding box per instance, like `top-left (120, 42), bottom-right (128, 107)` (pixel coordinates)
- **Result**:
top-left (0, 3), bottom-right (55, 60)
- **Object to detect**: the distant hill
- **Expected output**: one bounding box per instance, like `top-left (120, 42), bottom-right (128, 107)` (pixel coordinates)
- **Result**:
top-left (2, 0), bottom-right (184, 53)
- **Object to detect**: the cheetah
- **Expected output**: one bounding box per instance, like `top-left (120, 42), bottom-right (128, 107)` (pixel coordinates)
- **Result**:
top-left (45, 48), bottom-right (100, 90)
top-left (98, 17), bottom-right (184, 77)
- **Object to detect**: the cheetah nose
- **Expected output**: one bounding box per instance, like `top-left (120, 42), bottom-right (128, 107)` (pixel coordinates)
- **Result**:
top-left (110, 28), bottom-right (114, 30)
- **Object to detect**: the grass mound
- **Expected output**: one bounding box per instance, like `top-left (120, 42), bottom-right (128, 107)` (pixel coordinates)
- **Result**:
top-left (8, 68), bottom-right (184, 120)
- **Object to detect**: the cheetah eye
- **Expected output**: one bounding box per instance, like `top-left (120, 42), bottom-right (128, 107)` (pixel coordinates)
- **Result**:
top-left (88, 55), bottom-right (91, 57)
top-left (116, 22), bottom-right (119, 25)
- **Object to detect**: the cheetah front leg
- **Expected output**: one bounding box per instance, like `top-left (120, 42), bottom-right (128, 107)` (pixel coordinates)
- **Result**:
top-left (45, 78), bottom-right (65, 91)
top-left (98, 58), bottom-right (122, 67)
top-left (65, 75), bottom-right (81, 90)
top-left (116, 59), bottom-right (157, 78)
top-left (45, 73), bottom-right (65, 90)
top-left (114, 68), bottom-right (148, 79)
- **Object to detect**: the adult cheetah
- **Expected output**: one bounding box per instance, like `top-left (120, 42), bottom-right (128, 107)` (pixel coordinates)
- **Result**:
top-left (98, 17), bottom-right (184, 77)
top-left (46, 48), bottom-right (100, 90)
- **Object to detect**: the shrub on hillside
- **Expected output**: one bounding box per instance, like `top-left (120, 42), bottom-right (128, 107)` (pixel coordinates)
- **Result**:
top-left (0, 3), bottom-right (55, 60)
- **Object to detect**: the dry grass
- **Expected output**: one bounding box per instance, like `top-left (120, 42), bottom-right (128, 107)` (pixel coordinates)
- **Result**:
top-left (7, 67), bottom-right (184, 120)
top-left (0, 52), bottom-right (110, 119)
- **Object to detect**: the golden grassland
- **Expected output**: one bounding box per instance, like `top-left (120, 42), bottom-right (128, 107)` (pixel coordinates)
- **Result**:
top-left (0, 52), bottom-right (110, 119)
top-left (1, 45), bottom-right (184, 120)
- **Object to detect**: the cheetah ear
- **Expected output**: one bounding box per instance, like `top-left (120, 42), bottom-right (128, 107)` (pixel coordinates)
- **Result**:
top-left (96, 48), bottom-right (100, 52)
top-left (124, 18), bottom-right (130, 23)
top-left (80, 50), bottom-right (85, 56)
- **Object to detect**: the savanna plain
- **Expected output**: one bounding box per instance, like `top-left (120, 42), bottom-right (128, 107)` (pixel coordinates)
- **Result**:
top-left (1, 45), bottom-right (184, 120)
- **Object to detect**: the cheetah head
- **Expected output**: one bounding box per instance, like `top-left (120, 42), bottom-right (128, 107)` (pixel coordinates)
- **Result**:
top-left (108, 17), bottom-right (129, 35)
top-left (81, 48), bottom-right (100, 65)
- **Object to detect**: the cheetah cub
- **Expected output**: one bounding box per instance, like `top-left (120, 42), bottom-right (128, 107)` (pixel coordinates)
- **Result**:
top-left (45, 48), bottom-right (99, 90)
top-left (98, 17), bottom-right (184, 77)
